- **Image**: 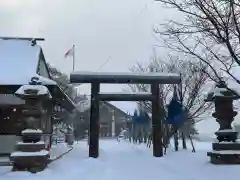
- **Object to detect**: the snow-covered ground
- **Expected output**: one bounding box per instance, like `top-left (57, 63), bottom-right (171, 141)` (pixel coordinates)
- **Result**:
top-left (0, 139), bottom-right (240, 180)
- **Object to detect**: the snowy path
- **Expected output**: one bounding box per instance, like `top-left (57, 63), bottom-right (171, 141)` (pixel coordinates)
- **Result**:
top-left (0, 139), bottom-right (240, 180)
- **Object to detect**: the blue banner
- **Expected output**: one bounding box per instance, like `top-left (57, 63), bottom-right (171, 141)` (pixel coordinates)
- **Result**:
top-left (166, 91), bottom-right (186, 125)
top-left (132, 109), bottom-right (150, 125)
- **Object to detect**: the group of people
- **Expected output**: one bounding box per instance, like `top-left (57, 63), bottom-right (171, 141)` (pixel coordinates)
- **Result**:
top-left (116, 128), bottom-right (153, 147)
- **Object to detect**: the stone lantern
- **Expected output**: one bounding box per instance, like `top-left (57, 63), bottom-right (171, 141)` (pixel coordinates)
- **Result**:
top-left (10, 77), bottom-right (52, 172)
top-left (205, 81), bottom-right (240, 164)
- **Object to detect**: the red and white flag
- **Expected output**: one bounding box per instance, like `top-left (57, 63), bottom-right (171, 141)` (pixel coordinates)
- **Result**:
top-left (64, 45), bottom-right (75, 58)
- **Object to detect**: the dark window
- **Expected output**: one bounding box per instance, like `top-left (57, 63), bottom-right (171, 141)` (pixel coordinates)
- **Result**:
top-left (0, 107), bottom-right (23, 135)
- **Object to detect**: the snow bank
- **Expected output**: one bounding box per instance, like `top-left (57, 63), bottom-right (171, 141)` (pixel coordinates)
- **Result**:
top-left (1, 140), bottom-right (240, 180)
top-left (50, 143), bottom-right (73, 159)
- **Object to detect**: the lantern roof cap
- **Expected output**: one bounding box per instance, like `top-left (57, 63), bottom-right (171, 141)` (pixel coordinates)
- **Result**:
top-left (205, 81), bottom-right (240, 101)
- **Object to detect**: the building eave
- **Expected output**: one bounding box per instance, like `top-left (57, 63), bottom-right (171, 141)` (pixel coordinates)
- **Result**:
top-left (53, 85), bottom-right (76, 112)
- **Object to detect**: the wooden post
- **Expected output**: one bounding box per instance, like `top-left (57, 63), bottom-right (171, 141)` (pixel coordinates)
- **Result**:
top-left (151, 83), bottom-right (163, 157)
top-left (182, 131), bottom-right (187, 149)
top-left (89, 83), bottom-right (100, 158)
top-left (111, 109), bottom-right (115, 137)
top-left (174, 132), bottom-right (179, 151)
top-left (49, 103), bottom-right (54, 150)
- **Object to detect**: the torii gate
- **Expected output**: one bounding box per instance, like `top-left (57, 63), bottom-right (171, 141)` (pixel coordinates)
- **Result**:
top-left (70, 72), bottom-right (181, 158)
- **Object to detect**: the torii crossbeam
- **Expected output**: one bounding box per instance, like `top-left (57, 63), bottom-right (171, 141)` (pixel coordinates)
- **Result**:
top-left (70, 71), bottom-right (181, 158)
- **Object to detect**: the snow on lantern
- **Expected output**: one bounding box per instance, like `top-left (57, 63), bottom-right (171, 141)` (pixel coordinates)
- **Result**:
top-left (205, 81), bottom-right (240, 164)
top-left (10, 77), bottom-right (52, 172)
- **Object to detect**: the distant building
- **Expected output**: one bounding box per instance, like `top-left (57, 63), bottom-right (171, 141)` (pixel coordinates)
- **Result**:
top-left (74, 98), bottom-right (131, 137)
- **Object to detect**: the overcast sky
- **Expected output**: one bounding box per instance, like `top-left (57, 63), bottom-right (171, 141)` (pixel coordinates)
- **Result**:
top-left (0, 0), bottom-right (173, 108)
top-left (1, 0), bottom-right (234, 134)
top-left (0, 0), bottom-right (169, 74)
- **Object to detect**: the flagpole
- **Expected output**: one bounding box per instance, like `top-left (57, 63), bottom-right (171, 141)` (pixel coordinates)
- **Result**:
top-left (72, 45), bottom-right (75, 71)
top-left (71, 45), bottom-right (76, 137)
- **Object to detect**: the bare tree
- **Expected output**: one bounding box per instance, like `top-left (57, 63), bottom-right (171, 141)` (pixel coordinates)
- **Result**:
top-left (47, 64), bottom-right (89, 140)
top-left (47, 63), bottom-right (77, 101)
top-left (154, 0), bottom-right (240, 84)
top-left (130, 55), bottom-right (212, 123)
top-left (129, 54), bottom-right (213, 149)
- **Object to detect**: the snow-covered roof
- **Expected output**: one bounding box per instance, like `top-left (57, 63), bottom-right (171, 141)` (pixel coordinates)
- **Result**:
top-left (0, 39), bottom-right (56, 85)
